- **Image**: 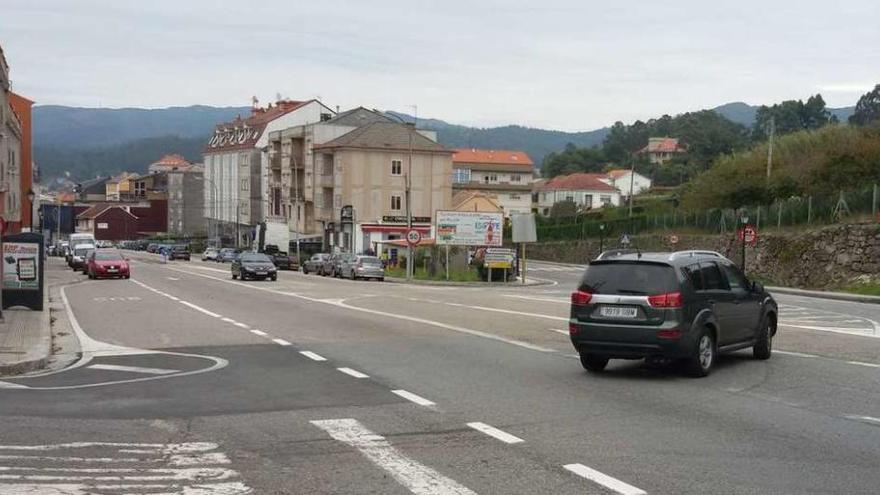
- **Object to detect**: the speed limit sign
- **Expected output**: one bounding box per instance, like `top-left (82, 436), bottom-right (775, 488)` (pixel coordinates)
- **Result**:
top-left (406, 229), bottom-right (422, 246)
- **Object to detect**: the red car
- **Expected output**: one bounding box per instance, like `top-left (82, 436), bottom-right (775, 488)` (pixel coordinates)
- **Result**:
top-left (86, 250), bottom-right (131, 279)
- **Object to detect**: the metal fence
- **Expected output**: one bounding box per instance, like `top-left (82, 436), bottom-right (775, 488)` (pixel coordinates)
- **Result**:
top-left (536, 184), bottom-right (880, 242)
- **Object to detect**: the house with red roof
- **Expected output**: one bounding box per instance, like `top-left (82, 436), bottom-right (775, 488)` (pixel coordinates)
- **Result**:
top-left (638, 137), bottom-right (687, 164)
top-left (451, 148), bottom-right (534, 216)
top-left (601, 168), bottom-right (652, 197)
top-left (203, 99), bottom-right (334, 247)
top-left (536, 173), bottom-right (621, 215)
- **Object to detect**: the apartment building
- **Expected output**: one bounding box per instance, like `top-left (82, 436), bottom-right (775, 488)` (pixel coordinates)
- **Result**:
top-left (451, 149), bottom-right (534, 216)
top-left (312, 121), bottom-right (453, 253)
top-left (167, 165), bottom-right (205, 236)
top-left (0, 45), bottom-right (22, 232)
top-left (203, 99), bottom-right (334, 246)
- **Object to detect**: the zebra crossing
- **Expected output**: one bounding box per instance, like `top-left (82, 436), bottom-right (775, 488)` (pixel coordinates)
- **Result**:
top-left (526, 264), bottom-right (585, 273)
top-left (777, 304), bottom-right (879, 338)
top-left (0, 441), bottom-right (251, 494)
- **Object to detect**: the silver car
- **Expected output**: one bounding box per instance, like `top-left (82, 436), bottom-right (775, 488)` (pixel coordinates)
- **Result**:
top-left (340, 255), bottom-right (385, 281)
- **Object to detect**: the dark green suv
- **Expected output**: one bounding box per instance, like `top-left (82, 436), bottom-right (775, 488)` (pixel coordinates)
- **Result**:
top-left (569, 250), bottom-right (777, 377)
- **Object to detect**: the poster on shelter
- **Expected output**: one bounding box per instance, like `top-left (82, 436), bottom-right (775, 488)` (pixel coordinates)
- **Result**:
top-left (3, 242), bottom-right (40, 290)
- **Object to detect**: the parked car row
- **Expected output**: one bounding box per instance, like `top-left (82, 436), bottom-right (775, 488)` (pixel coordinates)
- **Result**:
top-left (302, 252), bottom-right (384, 281)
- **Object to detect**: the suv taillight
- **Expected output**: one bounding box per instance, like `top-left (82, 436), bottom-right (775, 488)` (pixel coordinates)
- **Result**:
top-left (571, 290), bottom-right (592, 305)
top-left (648, 292), bottom-right (683, 308)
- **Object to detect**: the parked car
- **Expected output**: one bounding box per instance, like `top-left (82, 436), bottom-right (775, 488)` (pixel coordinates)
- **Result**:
top-left (271, 251), bottom-right (299, 270)
top-left (169, 244), bottom-right (191, 261)
top-left (302, 253), bottom-right (330, 274)
top-left (217, 248), bottom-right (240, 263)
top-left (569, 250), bottom-right (777, 377)
top-left (202, 247), bottom-right (219, 261)
top-left (323, 253), bottom-right (354, 277)
top-left (146, 243), bottom-right (159, 253)
top-left (70, 244), bottom-right (96, 271)
top-left (231, 252), bottom-right (277, 281)
top-left (339, 255), bottom-right (385, 281)
top-left (86, 249), bottom-right (131, 279)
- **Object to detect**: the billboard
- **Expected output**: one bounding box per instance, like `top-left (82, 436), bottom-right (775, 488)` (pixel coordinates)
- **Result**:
top-left (2, 241), bottom-right (40, 290)
top-left (435, 211), bottom-right (503, 246)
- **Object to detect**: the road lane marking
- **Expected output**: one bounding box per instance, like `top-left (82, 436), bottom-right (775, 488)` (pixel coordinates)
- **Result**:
top-left (504, 294), bottom-right (569, 304)
top-left (466, 422), bottom-right (524, 444)
top-left (250, 329), bottom-right (267, 337)
top-left (444, 302), bottom-right (568, 321)
top-left (549, 328), bottom-right (570, 335)
top-left (87, 364), bottom-right (179, 375)
top-left (846, 360), bottom-right (880, 368)
top-left (273, 338), bottom-right (292, 346)
top-left (232, 322), bottom-right (249, 329)
top-left (178, 300), bottom-right (221, 318)
top-left (563, 463), bottom-right (646, 495)
top-left (163, 266), bottom-right (558, 354)
top-left (845, 415), bottom-right (880, 426)
top-left (300, 350), bottom-right (327, 361)
top-left (337, 367), bottom-right (369, 378)
top-left (220, 317), bottom-right (236, 324)
top-left (775, 350), bottom-right (818, 358)
top-left (391, 389), bottom-right (436, 407)
top-left (311, 418), bottom-right (475, 495)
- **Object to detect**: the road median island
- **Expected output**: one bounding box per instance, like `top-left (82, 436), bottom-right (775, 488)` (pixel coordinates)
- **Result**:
top-left (383, 275), bottom-right (553, 287)
top-left (768, 286), bottom-right (880, 304)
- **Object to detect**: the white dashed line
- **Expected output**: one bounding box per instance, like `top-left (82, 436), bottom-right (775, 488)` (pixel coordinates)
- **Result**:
top-left (444, 302), bottom-right (567, 321)
top-left (300, 351), bottom-right (327, 361)
top-left (466, 422), bottom-right (524, 444)
top-left (337, 367), bottom-right (369, 378)
top-left (250, 329), bottom-right (267, 337)
top-left (310, 418), bottom-right (475, 495)
top-left (178, 301), bottom-right (221, 318)
top-left (846, 360), bottom-right (880, 368)
top-left (233, 322), bottom-right (249, 329)
top-left (563, 463), bottom-right (646, 495)
top-left (775, 350), bottom-right (818, 358)
top-left (549, 328), bottom-right (570, 335)
top-left (391, 389), bottom-right (436, 407)
top-left (272, 339), bottom-right (292, 346)
top-left (220, 317), bottom-right (236, 324)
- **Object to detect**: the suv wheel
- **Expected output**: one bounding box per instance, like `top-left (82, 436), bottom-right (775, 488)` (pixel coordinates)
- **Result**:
top-left (685, 329), bottom-right (715, 377)
top-left (753, 317), bottom-right (774, 360)
top-left (579, 353), bottom-right (609, 372)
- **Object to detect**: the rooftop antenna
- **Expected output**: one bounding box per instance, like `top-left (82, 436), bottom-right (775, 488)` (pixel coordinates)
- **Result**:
top-left (251, 95), bottom-right (259, 109)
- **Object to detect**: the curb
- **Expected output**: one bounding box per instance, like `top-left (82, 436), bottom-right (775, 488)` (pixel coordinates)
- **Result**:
top-left (528, 259), bottom-right (588, 269)
top-left (767, 286), bottom-right (880, 305)
top-left (0, 292), bottom-right (52, 377)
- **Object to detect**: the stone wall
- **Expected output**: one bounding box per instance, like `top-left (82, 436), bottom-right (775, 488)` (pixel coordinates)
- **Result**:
top-left (526, 223), bottom-right (880, 289)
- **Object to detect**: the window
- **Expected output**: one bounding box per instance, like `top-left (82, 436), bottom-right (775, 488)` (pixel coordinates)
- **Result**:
top-left (682, 264), bottom-right (703, 291)
top-left (510, 174), bottom-right (521, 182)
top-left (585, 195), bottom-right (593, 208)
top-left (483, 174), bottom-right (498, 183)
top-left (391, 160), bottom-right (402, 176)
top-left (565, 195), bottom-right (574, 202)
top-left (509, 194), bottom-right (520, 200)
top-left (241, 178), bottom-right (249, 191)
top-left (391, 195), bottom-right (402, 211)
top-left (720, 263), bottom-right (749, 291)
top-left (600, 195), bottom-right (612, 206)
top-left (697, 262), bottom-right (728, 291)
top-left (453, 168), bottom-right (471, 184)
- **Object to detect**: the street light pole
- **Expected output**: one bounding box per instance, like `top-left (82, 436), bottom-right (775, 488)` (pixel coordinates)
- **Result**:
top-left (740, 211), bottom-right (749, 273)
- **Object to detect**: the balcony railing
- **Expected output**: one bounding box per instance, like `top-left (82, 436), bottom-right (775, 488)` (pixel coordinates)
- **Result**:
top-left (317, 174), bottom-right (334, 188)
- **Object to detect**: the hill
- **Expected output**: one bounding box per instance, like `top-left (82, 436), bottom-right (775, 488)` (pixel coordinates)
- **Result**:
top-left (712, 101), bottom-right (854, 126)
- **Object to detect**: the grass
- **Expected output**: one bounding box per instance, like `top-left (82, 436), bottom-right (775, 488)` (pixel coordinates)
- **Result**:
top-left (386, 265), bottom-right (482, 282)
top-left (838, 282), bottom-right (880, 296)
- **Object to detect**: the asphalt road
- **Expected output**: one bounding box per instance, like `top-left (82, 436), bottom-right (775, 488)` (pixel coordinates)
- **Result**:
top-left (0, 255), bottom-right (878, 494)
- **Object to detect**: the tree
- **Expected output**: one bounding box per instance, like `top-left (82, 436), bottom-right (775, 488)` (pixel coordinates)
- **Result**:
top-left (541, 144), bottom-right (606, 178)
top-left (752, 94), bottom-right (833, 140)
top-left (549, 199), bottom-right (578, 218)
top-left (850, 84), bottom-right (880, 126)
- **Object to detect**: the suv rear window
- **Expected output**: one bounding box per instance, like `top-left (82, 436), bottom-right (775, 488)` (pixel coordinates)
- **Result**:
top-left (580, 262), bottom-right (677, 295)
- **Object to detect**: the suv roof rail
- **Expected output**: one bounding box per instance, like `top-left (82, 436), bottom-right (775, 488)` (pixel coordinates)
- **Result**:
top-left (668, 250), bottom-right (723, 261)
top-left (595, 248), bottom-right (639, 260)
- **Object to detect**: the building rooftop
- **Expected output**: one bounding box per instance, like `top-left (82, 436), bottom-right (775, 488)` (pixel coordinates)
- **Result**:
top-left (205, 100), bottom-right (317, 153)
top-left (452, 149), bottom-right (534, 167)
top-left (539, 173), bottom-right (618, 192)
top-left (316, 121), bottom-right (449, 153)
top-left (325, 107), bottom-right (394, 127)
top-left (639, 137), bottom-right (687, 154)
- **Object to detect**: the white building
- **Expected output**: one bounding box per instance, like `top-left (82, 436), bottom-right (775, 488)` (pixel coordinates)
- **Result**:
top-left (203, 99), bottom-right (334, 246)
top-left (536, 173), bottom-right (621, 215)
top-left (601, 169), bottom-right (652, 198)
top-left (451, 149), bottom-right (534, 216)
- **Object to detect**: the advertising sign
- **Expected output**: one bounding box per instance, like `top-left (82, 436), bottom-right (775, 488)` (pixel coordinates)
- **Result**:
top-left (435, 211), bottom-right (503, 246)
top-left (511, 213), bottom-right (537, 243)
top-left (2, 241), bottom-right (40, 290)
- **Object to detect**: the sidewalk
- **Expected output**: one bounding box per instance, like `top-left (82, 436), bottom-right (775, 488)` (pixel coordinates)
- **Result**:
top-left (0, 257), bottom-right (81, 376)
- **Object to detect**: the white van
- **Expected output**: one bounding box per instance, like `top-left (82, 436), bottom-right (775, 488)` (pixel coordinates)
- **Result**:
top-left (67, 233), bottom-right (96, 262)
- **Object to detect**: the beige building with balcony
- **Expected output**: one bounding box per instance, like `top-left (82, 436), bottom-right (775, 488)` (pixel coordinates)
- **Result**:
top-left (451, 149), bottom-right (534, 216)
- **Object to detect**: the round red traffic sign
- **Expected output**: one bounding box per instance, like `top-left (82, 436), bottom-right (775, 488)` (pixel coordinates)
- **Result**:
top-left (739, 225), bottom-right (758, 245)
top-left (406, 229), bottom-right (422, 246)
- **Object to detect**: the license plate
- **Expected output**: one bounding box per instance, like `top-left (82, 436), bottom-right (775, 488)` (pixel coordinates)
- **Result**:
top-left (107, 268), bottom-right (118, 272)
top-left (600, 306), bottom-right (638, 318)
top-left (256, 271), bottom-right (267, 276)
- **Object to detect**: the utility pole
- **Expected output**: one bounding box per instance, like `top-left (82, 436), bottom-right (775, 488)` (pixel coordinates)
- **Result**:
top-left (292, 137), bottom-right (301, 263)
top-left (405, 106), bottom-right (417, 281)
top-left (766, 116), bottom-right (775, 181)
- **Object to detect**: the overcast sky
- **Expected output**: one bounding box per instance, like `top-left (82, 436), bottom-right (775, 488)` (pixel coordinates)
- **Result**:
top-left (2, 0), bottom-right (878, 131)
